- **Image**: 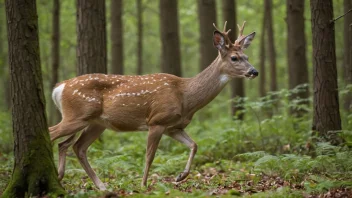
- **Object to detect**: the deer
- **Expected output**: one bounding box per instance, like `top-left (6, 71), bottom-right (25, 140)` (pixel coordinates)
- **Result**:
top-left (50, 21), bottom-right (258, 191)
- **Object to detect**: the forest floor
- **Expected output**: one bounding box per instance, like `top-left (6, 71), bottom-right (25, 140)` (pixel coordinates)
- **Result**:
top-left (0, 156), bottom-right (351, 198)
top-left (1, 138), bottom-right (351, 198)
top-left (0, 92), bottom-right (351, 197)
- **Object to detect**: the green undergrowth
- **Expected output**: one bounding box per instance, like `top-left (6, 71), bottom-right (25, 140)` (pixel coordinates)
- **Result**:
top-left (0, 85), bottom-right (352, 197)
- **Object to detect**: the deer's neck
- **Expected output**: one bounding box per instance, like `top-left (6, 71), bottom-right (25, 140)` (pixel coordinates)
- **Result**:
top-left (183, 55), bottom-right (230, 114)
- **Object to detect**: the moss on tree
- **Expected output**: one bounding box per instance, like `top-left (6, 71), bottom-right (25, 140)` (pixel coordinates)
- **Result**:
top-left (3, 134), bottom-right (65, 197)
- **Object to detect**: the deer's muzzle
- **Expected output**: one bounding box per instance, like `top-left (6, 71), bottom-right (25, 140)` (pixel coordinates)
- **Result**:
top-left (245, 68), bottom-right (259, 78)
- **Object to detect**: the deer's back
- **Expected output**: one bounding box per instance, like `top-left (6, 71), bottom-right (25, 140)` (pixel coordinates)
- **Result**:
top-left (58, 73), bottom-right (185, 131)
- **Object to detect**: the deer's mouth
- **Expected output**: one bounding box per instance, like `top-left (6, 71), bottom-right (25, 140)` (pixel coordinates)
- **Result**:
top-left (245, 68), bottom-right (259, 79)
top-left (245, 73), bottom-right (257, 79)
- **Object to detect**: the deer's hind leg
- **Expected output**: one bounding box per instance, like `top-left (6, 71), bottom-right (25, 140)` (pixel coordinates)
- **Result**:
top-left (49, 119), bottom-right (89, 141)
top-left (50, 119), bottom-right (89, 181)
top-left (57, 134), bottom-right (77, 180)
top-left (72, 124), bottom-right (106, 190)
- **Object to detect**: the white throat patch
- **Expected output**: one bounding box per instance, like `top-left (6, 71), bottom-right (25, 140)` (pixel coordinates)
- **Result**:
top-left (219, 74), bottom-right (230, 86)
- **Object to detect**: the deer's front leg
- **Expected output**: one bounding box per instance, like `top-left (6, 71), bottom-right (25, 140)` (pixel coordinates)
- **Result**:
top-left (141, 125), bottom-right (165, 187)
top-left (166, 130), bottom-right (197, 182)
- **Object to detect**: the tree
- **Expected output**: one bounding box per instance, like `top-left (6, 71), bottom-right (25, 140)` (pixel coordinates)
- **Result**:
top-left (286, 0), bottom-right (309, 116)
top-left (77, 0), bottom-right (107, 75)
top-left (159, 0), bottom-right (182, 76)
top-left (222, 0), bottom-right (245, 119)
top-left (0, 0), bottom-right (10, 111)
top-left (310, 0), bottom-right (342, 144)
top-left (111, 0), bottom-right (124, 74)
top-left (0, 2), bottom-right (2, 71)
top-left (259, 2), bottom-right (267, 97)
top-left (197, 0), bottom-right (217, 71)
top-left (344, 0), bottom-right (352, 111)
top-left (3, 0), bottom-right (65, 196)
top-left (265, 0), bottom-right (277, 93)
top-left (49, 0), bottom-right (61, 125)
top-left (137, 0), bottom-right (143, 75)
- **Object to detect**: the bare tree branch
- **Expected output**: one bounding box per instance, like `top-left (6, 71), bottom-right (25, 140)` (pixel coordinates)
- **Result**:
top-left (330, 9), bottom-right (352, 23)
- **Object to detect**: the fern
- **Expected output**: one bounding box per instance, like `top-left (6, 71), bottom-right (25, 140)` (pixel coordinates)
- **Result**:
top-left (235, 151), bottom-right (268, 161)
top-left (315, 142), bottom-right (339, 156)
top-left (253, 155), bottom-right (279, 175)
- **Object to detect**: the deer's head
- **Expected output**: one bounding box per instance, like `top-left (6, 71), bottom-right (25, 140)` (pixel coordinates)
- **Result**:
top-left (213, 21), bottom-right (258, 79)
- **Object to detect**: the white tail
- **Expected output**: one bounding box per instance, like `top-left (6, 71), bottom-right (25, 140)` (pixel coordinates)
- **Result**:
top-left (50, 21), bottom-right (258, 190)
top-left (52, 83), bottom-right (65, 113)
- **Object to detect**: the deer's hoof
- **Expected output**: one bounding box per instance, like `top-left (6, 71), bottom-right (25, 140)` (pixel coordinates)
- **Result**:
top-left (97, 184), bottom-right (107, 191)
top-left (141, 181), bottom-right (147, 188)
top-left (175, 172), bottom-right (189, 182)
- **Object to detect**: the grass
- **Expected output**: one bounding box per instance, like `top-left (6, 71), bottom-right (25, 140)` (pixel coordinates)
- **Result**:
top-left (0, 85), bottom-right (352, 197)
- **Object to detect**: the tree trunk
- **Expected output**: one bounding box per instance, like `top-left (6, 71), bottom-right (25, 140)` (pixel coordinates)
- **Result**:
top-left (4, 76), bottom-right (11, 110)
top-left (3, 0), bottom-right (65, 196)
top-left (259, 5), bottom-right (267, 97)
top-left (197, 0), bottom-right (217, 71)
top-left (222, 0), bottom-right (245, 119)
top-left (77, 0), bottom-right (107, 75)
top-left (286, 0), bottom-right (309, 116)
top-left (265, 0), bottom-right (277, 93)
top-left (344, 0), bottom-right (352, 111)
top-left (0, 1), bottom-right (10, 111)
top-left (310, 0), bottom-right (342, 145)
top-left (0, 1), bottom-right (2, 70)
top-left (49, 0), bottom-right (61, 125)
top-left (159, 0), bottom-right (182, 76)
top-left (136, 0), bottom-right (143, 75)
top-left (111, 0), bottom-right (123, 74)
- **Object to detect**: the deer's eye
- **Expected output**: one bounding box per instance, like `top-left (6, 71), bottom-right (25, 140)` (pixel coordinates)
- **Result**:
top-left (231, 56), bottom-right (238, 62)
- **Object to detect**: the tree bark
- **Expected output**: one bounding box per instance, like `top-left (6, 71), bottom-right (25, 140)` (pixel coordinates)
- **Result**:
top-left (286, 0), bottom-right (309, 116)
top-left (3, 0), bottom-right (65, 196)
top-left (0, 1), bottom-right (2, 69)
top-left (111, 0), bottom-right (123, 74)
top-left (197, 0), bottom-right (217, 71)
top-left (136, 0), bottom-right (143, 75)
top-left (49, 0), bottom-right (61, 125)
top-left (259, 5), bottom-right (267, 97)
top-left (0, 1), bottom-right (10, 110)
top-left (4, 76), bottom-right (11, 110)
top-left (222, 0), bottom-right (245, 119)
top-left (265, 0), bottom-right (277, 93)
top-left (344, 0), bottom-right (352, 111)
top-left (159, 0), bottom-right (182, 76)
top-left (77, 0), bottom-right (107, 75)
top-left (310, 0), bottom-right (342, 145)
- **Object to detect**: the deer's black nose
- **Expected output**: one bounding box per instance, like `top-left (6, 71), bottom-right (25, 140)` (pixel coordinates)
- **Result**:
top-left (249, 68), bottom-right (259, 76)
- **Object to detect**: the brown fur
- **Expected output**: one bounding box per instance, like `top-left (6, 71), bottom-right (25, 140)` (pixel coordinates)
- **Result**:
top-left (50, 22), bottom-right (257, 190)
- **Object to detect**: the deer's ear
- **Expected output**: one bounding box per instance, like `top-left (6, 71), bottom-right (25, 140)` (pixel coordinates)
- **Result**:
top-left (240, 32), bottom-right (256, 50)
top-left (213, 31), bottom-right (227, 54)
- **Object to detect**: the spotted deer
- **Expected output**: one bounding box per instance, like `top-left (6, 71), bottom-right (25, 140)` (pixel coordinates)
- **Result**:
top-left (50, 21), bottom-right (257, 190)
